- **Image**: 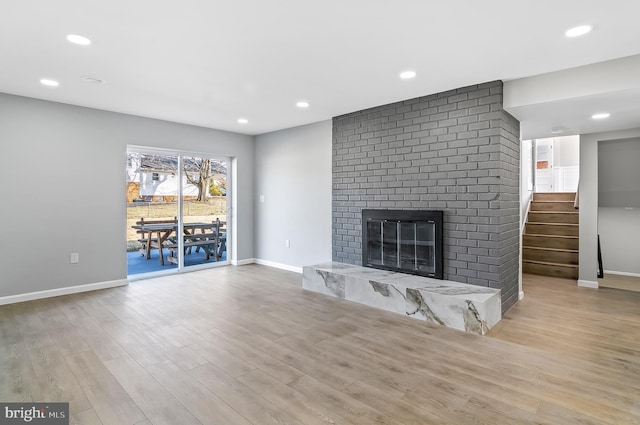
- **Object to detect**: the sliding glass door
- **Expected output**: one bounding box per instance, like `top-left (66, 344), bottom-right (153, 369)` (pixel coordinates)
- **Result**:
top-left (126, 147), bottom-right (230, 277)
top-left (179, 156), bottom-right (228, 270)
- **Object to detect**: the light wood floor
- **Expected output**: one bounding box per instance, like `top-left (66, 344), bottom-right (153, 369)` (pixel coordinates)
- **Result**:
top-left (599, 273), bottom-right (640, 292)
top-left (1, 266), bottom-right (639, 425)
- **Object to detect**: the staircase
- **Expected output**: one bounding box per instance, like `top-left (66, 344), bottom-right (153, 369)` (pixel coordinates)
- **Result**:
top-left (522, 192), bottom-right (579, 280)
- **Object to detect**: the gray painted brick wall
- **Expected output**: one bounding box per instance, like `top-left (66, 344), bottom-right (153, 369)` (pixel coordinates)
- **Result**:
top-left (332, 81), bottom-right (521, 312)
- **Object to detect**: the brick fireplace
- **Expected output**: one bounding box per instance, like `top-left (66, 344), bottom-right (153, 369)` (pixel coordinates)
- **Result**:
top-left (332, 81), bottom-right (520, 312)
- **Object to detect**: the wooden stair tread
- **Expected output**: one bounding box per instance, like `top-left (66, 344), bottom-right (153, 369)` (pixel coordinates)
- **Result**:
top-left (532, 193), bottom-right (576, 201)
top-left (530, 206), bottom-right (577, 212)
top-left (527, 222), bottom-right (578, 226)
top-left (531, 200), bottom-right (574, 203)
top-left (528, 211), bottom-right (578, 214)
top-left (523, 259), bottom-right (579, 269)
top-left (525, 223), bottom-right (579, 235)
top-left (527, 211), bottom-right (579, 224)
top-left (525, 234), bottom-right (578, 239)
top-left (523, 246), bottom-right (578, 254)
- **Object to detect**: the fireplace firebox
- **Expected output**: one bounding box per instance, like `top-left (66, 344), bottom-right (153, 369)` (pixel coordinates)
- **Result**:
top-left (362, 209), bottom-right (443, 279)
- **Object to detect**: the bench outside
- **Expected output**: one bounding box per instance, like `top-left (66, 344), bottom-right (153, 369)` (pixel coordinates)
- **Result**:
top-left (132, 218), bottom-right (227, 265)
top-left (135, 217), bottom-right (177, 256)
top-left (302, 262), bottom-right (501, 335)
top-left (166, 232), bottom-right (227, 264)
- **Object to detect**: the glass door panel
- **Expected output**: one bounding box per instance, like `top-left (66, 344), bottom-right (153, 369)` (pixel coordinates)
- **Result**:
top-left (382, 221), bottom-right (398, 267)
top-left (399, 222), bottom-right (417, 271)
top-left (416, 222), bottom-right (435, 274)
top-left (127, 151), bottom-right (179, 275)
top-left (366, 221), bottom-right (383, 266)
top-left (181, 156), bottom-right (229, 269)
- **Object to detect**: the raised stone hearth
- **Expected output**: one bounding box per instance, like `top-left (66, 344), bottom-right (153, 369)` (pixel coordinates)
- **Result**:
top-left (302, 262), bottom-right (501, 335)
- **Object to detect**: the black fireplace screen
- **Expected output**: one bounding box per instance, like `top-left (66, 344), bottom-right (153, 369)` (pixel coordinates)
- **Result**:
top-left (362, 210), bottom-right (443, 279)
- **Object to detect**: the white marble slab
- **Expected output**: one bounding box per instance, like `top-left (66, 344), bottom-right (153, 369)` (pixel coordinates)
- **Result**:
top-left (302, 266), bottom-right (346, 298)
top-left (344, 279), bottom-right (406, 315)
top-left (302, 262), bottom-right (501, 335)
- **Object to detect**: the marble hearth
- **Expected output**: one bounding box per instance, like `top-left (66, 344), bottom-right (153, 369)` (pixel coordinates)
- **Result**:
top-left (302, 262), bottom-right (501, 335)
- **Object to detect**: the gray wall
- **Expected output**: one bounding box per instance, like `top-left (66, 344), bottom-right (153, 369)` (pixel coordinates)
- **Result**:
top-left (254, 121), bottom-right (332, 268)
top-left (0, 93), bottom-right (254, 298)
top-left (579, 128), bottom-right (640, 285)
top-left (598, 208), bottom-right (640, 275)
top-left (598, 138), bottom-right (640, 208)
top-left (554, 136), bottom-right (580, 167)
top-left (332, 81), bottom-right (521, 311)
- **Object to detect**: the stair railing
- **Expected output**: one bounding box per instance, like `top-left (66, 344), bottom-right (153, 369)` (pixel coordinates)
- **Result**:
top-left (521, 192), bottom-right (534, 234)
top-left (597, 234), bottom-right (604, 279)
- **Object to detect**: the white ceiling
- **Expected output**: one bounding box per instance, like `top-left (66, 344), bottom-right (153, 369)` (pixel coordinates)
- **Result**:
top-left (1, 0), bottom-right (640, 136)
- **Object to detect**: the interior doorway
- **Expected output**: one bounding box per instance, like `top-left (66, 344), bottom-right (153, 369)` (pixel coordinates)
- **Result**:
top-left (596, 137), bottom-right (640, 289)
top-left (522, 135), bottom-right (581, 281)
top-left (533, 135), bottom-right (580, 193)
top-left (126, 146), bottom-right (230, 277)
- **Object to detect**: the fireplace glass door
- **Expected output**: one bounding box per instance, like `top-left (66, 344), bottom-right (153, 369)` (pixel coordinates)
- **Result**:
top-left (368, 220), bottom-right (435, 275)
top-left (363, 210), bottom-right (443, 279)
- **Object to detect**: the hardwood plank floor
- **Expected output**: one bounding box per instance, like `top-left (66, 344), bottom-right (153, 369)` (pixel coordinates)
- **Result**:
top-left (599, 273), bottom-right (640, 292)
top-left (1, 266), bottom-right (640, 424)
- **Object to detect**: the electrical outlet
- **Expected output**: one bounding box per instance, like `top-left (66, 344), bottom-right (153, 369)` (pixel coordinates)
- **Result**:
top-left (285, 239), bottom-right (290, 248)
top-left (70, 253), bottom-right (79, 264)
top-left (259, 195), bottom-right (265, 203)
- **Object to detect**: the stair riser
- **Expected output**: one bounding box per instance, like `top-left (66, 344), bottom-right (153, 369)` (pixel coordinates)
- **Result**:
top-left (522, 248), bottom-right (579, 265)
top-left (527, 212), bottom-right (579, 224)
top-left (530, 202), bottom-right (576, 212)
top-left (533, 193), bottom-right (576, 202)
top-left (523, 262), bottom-right (579, 280)
top-left (526, 223), bottom-right (579, 236)
top-left (523, 235), bottom-right (579, 250)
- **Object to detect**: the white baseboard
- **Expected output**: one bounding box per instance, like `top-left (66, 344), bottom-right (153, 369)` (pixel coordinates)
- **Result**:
top-left (254, 259), bottom-right (303, 274)
top-left (0, 279), bottom-right (128, 306)
top-left (519, 290), bottom-right (525, 300)
top-left (578, 279), bottom-right (598, 289)
top-left (231, 258), bottom-right (255, 266)
top-left (603, 270), bottom-right (640, 278)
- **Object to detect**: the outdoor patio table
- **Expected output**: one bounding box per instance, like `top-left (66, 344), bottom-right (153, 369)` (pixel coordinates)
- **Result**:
top-left (131, 221), bottom-right (226, 265)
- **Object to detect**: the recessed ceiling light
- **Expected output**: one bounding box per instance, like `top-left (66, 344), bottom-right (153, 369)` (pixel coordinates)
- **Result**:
top-left (399, 70), bottom-right (417, 80)
top-left (40, 78), bottom-right (59, 87)
top-left (565, 25), bottom-right (592, 38)
top-left (66, 34), bottom-right (91, 46)
top-left (550, 128), bottom-right (564, 134)
top-left (237, 118), bottom-right (249, 124)
top-left (592, 112), bottom-right (610, 120)
top-left (296, 101), bottom-right (310, 108)
top-left (81, 76), bottom-right (104, 84)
